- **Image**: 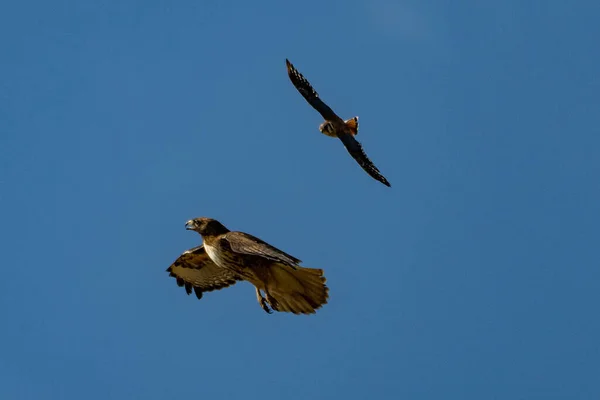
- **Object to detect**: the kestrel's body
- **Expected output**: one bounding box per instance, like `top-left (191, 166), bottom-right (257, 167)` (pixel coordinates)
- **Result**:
top-left (167, 217), bottom-right (329, 315)
top-left (286, 59), bottom-right (391, 187)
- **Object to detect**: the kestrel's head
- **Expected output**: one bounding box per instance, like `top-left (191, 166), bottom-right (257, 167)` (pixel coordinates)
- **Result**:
top-left (185, 217), bottom-right (229, 236)
top-left (319, 121), bottom-right (335, 135)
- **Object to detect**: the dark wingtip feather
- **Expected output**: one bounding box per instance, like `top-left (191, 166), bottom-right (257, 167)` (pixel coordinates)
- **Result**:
top-left (285, 59), bottom-right (295, 76)
top-left (371, 171), bottom-right (391, 187)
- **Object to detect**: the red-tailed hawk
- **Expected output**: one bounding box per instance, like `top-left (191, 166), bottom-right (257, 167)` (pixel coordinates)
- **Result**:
top-left (167, 217), bottom-right (329, 315)
top-left (286, 59), bottom-right (391, 187)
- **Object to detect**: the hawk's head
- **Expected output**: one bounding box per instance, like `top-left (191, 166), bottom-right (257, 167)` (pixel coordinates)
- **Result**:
top-left (185, 217), bottom-right (229, 236)
top-left (319, 121), bottom-right (335, 135)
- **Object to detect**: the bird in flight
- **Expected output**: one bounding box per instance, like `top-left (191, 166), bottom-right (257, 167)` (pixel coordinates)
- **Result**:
top-left (286, 59), bottom-right (391, 187)
top-left (167, 217), bottom-right (329, 315)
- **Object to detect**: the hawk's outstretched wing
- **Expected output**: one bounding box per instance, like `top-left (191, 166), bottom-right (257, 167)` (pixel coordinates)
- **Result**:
top-left (286, 59), bottom-right (339, 121)
top-left (338, 133), bottom-right (391, 187)
top-left (220, 231), bottom-right (301, 268)
top-left (166, 245), bottom-right (241, 299)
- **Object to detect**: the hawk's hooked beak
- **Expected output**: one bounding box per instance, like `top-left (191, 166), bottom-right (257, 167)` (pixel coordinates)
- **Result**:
top-left (185, 220), bottom-right (196, 230)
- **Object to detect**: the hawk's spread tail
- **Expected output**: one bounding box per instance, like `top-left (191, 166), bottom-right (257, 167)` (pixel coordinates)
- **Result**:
top-left (266, 265), bottom-right (329, 315)
top-left (345, 116), bottom-right (359, 136)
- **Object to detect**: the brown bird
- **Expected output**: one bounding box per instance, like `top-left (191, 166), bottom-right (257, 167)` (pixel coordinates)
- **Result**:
top-left (167, 217), bottom-right (329, 315)
top-left (286, 58), bottom-right (391, 187)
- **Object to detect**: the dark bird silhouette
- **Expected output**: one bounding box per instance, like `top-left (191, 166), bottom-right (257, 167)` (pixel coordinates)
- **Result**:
top-left (286, 59), bottom-right (391, 187)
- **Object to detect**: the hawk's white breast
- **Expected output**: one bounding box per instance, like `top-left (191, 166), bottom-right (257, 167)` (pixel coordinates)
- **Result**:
top-left (204, 242), bottom-right (226, 268)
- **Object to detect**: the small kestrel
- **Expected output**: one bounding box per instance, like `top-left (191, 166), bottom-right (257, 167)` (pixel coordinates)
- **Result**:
top-left (167, 217), bottom-right (329, 315)
top-left (286, 59), bottom-right (391, 187)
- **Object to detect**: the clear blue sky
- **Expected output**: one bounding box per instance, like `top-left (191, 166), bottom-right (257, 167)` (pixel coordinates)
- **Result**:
top-left (1, 1), bottom-right (599, 399)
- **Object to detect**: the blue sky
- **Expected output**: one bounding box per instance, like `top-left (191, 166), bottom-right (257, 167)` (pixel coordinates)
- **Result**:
top-left (1, 0), bottom-right (599, 399)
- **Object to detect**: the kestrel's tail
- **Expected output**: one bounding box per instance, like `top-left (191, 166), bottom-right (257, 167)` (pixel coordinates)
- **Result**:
top-left (265, 264), bottom-right (329, 315)
top-left (345, 116), bottom-right (359, 136)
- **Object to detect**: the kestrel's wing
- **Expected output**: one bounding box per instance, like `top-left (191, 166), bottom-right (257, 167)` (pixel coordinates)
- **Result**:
top-left (166, 245), bottom-right (241, 299)
top-left (220, 231), bottom-right (301, 268)
top-left (286, 59), bottom-right (339, 121)
top-left (338, 132), bottom-right (391, 187)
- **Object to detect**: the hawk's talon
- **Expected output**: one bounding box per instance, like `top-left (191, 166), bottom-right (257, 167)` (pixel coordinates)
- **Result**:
top-left (265, 292), bottom-right (280, 312)
top-left (261, 300), bottom-right (273, 314)
top-left (256, 287), bottom-right (273, 314)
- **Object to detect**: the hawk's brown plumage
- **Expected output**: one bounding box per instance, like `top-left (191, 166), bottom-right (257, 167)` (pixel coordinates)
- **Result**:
top-left (172, 217), bottom-right (329, 315)
top-left (166, 245), bottom-right (241, 299)
top-left (286, 59), bottom-right (391, 187)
